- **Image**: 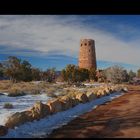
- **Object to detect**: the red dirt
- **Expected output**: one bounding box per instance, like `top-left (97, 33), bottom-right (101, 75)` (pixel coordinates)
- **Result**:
top-left (48, 85), bottom-right (140, 138)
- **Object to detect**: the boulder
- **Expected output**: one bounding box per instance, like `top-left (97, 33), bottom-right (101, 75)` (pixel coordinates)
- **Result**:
top-left (122, 87), bottom-right (128, 92)
top-left (86, 92), bottom-right (97, 101)
top-left (5, 110), bottom-right (33, 129)
top-left (92, 88), bottom-right (99, 95)
top-left (5, 101), bottom-right (50, 129)
top-left (29, 101), bottom-right (50, 120)
top-left (75, 93), bottom-right (89, 103)
top-left (58, 96), bottom-right (73, 110)
top-left (0, 125), bottom-right (8, 136)
top-left (96, 90), bottom-right (100, 97)
top-left (47, 99), bottom-right (62, 114)
top-left (96, 89), bottom-right (105, 97)
top-left (71, 98), bottom-right (80, 107)
top-left (108, 87), bottom-right (114, 93)
top-left (103, 87), bottom-right (110, 95)
top-left (101, 90), bottom-right (105, 96)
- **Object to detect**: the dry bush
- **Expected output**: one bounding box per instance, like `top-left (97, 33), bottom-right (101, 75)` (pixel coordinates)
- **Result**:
top-left (0, 80), bottom-right (13, 91)
top-left (45, 87), bottom-right (58, 98)
top-left (3, 103), bottom-right (14, 109)
top-left (8, 86), bottom-right (25, 97)
top-left (11, 82), bottom-right (42, 95)
top-left (38, 82), bottom-right (50, 89)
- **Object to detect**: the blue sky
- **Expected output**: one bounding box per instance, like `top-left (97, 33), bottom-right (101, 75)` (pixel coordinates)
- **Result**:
top-left (0, 15), bottom-right (139, 72)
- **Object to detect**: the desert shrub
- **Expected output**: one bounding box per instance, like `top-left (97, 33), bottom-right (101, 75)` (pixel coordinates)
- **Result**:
top-left (0, 80), bottom-right (13, 91)
top-left (8, 87), bottom-right (25, 97)
top-left (31, 89), bottom-right (41, 95)
top-left (46, 92), bottom-right (57, 98)
top-left (45, 87), bottom-right (58, 98)
top-left (4, 103), bottom-right (13, 109)
top-left (38, 81), bottom-right (49, 89)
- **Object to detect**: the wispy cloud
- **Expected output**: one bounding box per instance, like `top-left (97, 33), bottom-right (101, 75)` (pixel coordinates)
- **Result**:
top-left (0, 15), bottom-right (139, 67)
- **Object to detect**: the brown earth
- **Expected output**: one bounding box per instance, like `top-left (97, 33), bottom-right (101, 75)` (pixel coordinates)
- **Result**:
top-left (48, 85), bottom-right (140, 138)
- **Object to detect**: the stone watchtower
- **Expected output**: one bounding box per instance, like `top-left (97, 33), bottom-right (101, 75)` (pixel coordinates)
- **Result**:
top-left (78, 39), bottom-right (97, 70)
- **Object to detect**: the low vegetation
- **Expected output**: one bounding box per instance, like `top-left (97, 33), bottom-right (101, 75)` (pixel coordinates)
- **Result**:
top-left (0, 56), bottom-right (138, 98)
top-left (3, 103), bottom-right (13, 109)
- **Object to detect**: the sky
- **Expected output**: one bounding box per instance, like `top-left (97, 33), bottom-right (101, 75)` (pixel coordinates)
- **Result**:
top-left (0, 15), bottom-right (139, 72)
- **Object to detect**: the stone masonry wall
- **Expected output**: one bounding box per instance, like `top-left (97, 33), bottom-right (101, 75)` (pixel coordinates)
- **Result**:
top-left (78, 39), bottom-right (97, 70)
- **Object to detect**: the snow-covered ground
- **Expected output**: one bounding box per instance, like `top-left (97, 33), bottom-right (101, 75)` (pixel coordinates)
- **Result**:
top-left (0, 91), bottom-right (127, 138)
top-left (84, 82), bottom-right (103, 86)
top-left (83, 82), bottom-right (112, 87)
top-left (0, 93), bottom-right (51, 126)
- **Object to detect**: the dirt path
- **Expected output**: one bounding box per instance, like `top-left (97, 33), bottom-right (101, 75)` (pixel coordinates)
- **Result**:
top-left (48, 85), bottom-right (140, 138)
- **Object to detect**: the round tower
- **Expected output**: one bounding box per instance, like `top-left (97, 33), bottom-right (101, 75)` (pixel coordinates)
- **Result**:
top-left (78, 39), bottom-right (97, 70)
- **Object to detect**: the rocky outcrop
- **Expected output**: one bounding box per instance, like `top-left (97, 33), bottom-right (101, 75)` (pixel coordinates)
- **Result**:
top-left (0, 125), bottom-right (8, 136)
top-left (5, 101), bottom-right (50, 129)
top-left (71, 98), bottom-right (80, 107)
top-left (75, 93), bottom-right (89, 103)
top-left (122, 87), bottom-right (128, 92)
top-left (5, 110), bottom-right (33, 129)
top-left (58, 96), bottom-right (73, 111)
top-left (86, 92), bottom-right (97, 101)
top-left (29, 101), bottom-right (50, 120)
top-left (103, 87), bottom-right (110, 95)
top-left (47, 99), bottom-right (62, 114)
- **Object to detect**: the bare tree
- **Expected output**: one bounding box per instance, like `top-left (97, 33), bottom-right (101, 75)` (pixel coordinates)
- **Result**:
top-left (104, 65), bottom-right (128, 84)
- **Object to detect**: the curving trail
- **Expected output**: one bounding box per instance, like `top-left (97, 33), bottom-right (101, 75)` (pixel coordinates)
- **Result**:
top-left (48, 85), bottom-right (140, 138)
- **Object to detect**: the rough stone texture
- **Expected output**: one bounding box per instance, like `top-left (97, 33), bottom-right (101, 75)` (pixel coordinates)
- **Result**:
top-left (47, 99), bottom-right (62, 114)
top-left (0, 125), bottom-right (8, 136)
top-left (121, 87), bottom-right (128, 92)
top-left (30, 101), bottom-right (50, 120)
top-left (75, 93), bottom-right (89, 103)
top-left (59, 96), bottom-right (73, 111)
top-left (78, 39), bottom-right (97, 70)
top-left (96, 89), bottom-right (105, 97)
top-left (71, 98), bottom-right (80, 107)
top-left (5, 111), bottom-right (33, 129)
top-left (104, 87), bottom-right (110, 95)
top-left (86, 92), bottom-right (97, 101)
top-left (5, 101), bottom-right (50, 129)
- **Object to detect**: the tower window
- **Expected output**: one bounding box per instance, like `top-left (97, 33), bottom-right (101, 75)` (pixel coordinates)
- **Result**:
top-left (85, 43), bottom-right (87, 46)
top-left (81, 44), bottom-right (82, 46)
top-left (89, 50), bottom-right (90, 52)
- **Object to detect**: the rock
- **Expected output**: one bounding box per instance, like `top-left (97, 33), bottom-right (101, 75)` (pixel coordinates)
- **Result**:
top-left (104, 87), bottom-right (110, 94)
top-left (75, 93), bottom-right (89, 103)
top-left (114, 86), bottom-right (122, 92)
top-left (96, 90), bottom-right (101, 97)
top-left (100, 90), bottom-right (105, 96)
top-left (5, 111), bottom-right (33, 129)
top-left (47, 99), bottom-right (62, 114)
top-left (71, 98), bottom-right (80, 107)
top-left (92, 88), bottom-right (99, 95)
top-left (58, 96), bottom-right (73, 110)
top-left (96, 90), bottom-right (105, 97)
top-left (30, 101), bottom-right (50, 120)
top-left (122, 87), bottom-right (128, 92)
top-left (108, 87), bottom-right (114, 93)
top-left (5, 101), bottom-right (50, 129)
top-left (86, 92), bottom-right (97, 101)
top-left (0, 125), bottom-right (8, 136)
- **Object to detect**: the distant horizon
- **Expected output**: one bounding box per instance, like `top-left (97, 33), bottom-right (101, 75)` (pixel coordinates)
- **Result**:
top-left (0, 15), bottom-right (140, 72)
top-left (0, 54), bottom-right (139, 72)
